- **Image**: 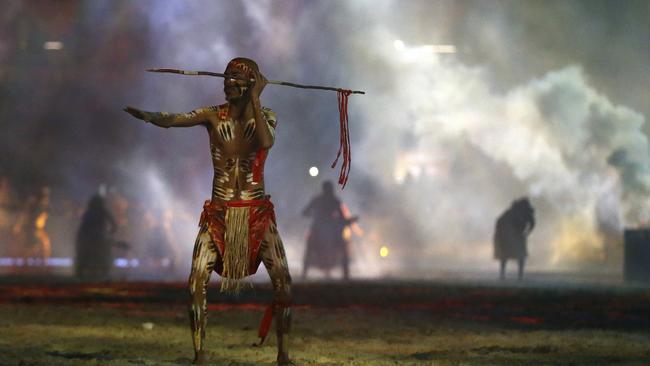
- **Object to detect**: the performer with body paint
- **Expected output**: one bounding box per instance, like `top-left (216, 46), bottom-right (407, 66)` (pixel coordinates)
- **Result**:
top-left (124, 58), bottom-right (293, 365)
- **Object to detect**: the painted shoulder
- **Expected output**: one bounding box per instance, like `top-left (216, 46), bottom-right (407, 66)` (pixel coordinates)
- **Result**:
top-left (192, 103), bottom-right (229, 120)
top-left (186, 105), bottom-right (221, 119)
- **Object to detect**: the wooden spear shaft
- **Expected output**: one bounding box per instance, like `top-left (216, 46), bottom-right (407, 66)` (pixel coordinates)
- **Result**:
top-left (146, 68), bottom-right (366, 95)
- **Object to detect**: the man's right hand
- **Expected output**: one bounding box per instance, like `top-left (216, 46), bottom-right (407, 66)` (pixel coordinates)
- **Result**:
top-left (123, 106), bottom-right (147, 121)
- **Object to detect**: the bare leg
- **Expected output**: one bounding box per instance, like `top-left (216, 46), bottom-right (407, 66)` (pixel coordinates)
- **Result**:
top-left (188, 226), bottom-right (218, 365)
top-left (499, 259), bottom-right (506, 280)
top-left (260, 222), bottom-right (293, 366)
top-left (36, 229), bottom-right (51, 265)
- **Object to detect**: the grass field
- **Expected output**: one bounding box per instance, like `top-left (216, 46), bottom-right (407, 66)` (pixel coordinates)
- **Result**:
top-left (1, 279), bottom-right (649, 365)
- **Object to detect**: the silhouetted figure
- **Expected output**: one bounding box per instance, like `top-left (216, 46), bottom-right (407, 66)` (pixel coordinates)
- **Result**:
top-left (75, 194), bottom-right (117, 280)
top-left (302, 181), bottom-right (358, 280)
top-left (494, 197), bottom-right (535, 280)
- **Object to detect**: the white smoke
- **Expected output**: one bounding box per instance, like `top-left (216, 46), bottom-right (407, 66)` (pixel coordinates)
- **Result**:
top-left (4, 1), bottom-right (647, 280)
top-left (128, 0), bottom-right (648, 276)
top-left (344, 8), bottom-right (648, 271)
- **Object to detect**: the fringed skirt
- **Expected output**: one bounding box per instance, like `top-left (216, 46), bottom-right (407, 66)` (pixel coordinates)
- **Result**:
top-left (199, 197), bottom-right (276, 292)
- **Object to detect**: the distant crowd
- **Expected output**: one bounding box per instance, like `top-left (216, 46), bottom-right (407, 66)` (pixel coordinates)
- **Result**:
top-left (0, 176), bottom-right (183, 279)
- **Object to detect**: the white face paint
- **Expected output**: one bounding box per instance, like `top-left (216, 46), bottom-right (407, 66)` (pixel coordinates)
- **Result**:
top-left (224, 84), bottom-right (248, 101)
top-left (223, 65), bottom-right (252, 102)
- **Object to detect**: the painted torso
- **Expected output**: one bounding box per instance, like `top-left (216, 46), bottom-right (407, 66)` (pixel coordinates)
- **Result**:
top-left (205, 104), bottom-right (276, 202)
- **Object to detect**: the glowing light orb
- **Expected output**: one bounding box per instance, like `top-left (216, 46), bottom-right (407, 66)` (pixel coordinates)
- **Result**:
top-left (309, 166), bottom-right (319, 177)
top-left (424, 44), bottom-right (457, 54)
top-left (380, 246), bottom-right (389, 258)
top-left (44, 41), bottom-right (63, 50)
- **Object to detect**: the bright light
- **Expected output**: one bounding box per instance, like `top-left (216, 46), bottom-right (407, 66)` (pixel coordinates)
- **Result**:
top-left (114, 258), bottom-right (140, 268)
top-left (393, 39), bottom-right (405, 50)
top-left (424, 44), bottom-right (456, 54)
top-left (379, 246), bottom-right (389, 258)
top-left (115, 258), bottom-right (129, 268)
top-left (0, 257), bottom-right (73, 267)
top-left (309, 166), bottom-right (319, 177)
top-left (46, 258), bottom-right (73, 267)
top-left (44, 41), bottom-right (63, 50)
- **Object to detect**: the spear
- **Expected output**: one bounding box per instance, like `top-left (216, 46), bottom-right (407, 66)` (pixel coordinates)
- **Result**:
top-left (146, 68), bottom-right (366, 95)
top-left (145, 67), bottom-right (361, 188)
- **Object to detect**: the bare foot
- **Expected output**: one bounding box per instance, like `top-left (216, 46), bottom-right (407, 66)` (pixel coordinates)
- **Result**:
top-left (192, 350), bottom-right (207, 365)
top-left (277, 355), bottom-right (295, 365)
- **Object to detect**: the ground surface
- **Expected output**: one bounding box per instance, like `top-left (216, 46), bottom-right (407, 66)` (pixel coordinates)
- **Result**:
top-left (1, 278), bottom-right (649, 365)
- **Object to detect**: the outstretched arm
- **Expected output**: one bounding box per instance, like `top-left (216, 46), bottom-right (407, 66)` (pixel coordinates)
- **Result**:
top-left (123, 106), bottom-right (211, 128)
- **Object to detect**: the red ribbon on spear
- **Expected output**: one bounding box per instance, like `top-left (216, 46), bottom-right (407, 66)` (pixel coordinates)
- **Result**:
top-left (147, 68), bottom-right (365, 188)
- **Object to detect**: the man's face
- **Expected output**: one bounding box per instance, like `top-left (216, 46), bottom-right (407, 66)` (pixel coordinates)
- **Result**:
top-left (223, 65), bottom-right (250, 102)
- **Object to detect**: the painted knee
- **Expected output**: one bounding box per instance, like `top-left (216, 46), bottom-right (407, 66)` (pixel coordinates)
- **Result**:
top-left (277, 287), bottom-right (292, 307)
top-left (188, 271), bottom-right (208, 298)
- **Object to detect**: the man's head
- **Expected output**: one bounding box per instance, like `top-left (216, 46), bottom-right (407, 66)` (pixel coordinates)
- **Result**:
top-left (512, 197), bottom-right (533, 213)
top-left (322, 181), bottom-right (334, 195)
top-left (223, 57), bottom-right (259, 102)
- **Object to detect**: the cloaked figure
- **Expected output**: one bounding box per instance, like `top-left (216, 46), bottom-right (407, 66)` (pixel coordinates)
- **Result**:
top-left (75, 194), bottom-right (117, 280)
top-left (493, 197), bottom-right (535, 280)
top-left (302, 181), bottom-right (358, 280)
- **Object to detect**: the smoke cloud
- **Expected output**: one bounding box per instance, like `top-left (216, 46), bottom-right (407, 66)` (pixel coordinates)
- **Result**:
top-left (1, 0), bottom-right (648, 278)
